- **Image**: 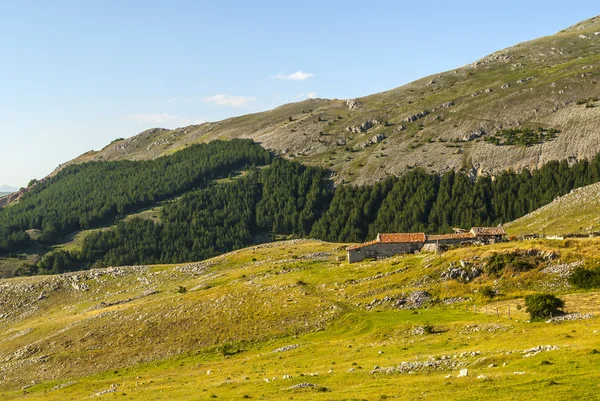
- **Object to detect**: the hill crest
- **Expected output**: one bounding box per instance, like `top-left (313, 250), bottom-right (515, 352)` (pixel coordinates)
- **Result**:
top-left (53, 16), bottom-right (600, 185)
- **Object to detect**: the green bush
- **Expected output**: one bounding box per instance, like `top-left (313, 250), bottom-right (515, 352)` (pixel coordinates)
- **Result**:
top-left (524, 293), bottom-right (564, 321)
top-left (220, 343), bottom-right (241, 357)
top-left (484, 251), bottom-right (538, 276)
top-left (481, 286), bottom-right (496, 298)
top-left (568, 267), bottom-right (600, 289)
top-left (422, 322), bottom-right (435, 334)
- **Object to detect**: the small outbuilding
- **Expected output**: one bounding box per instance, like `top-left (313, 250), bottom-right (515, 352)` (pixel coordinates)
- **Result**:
top-left (470, 227), bottom-right (508, 243)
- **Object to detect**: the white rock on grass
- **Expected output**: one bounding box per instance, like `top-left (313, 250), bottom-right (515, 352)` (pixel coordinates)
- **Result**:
top-left (458, 368), bottom-right (469, 377)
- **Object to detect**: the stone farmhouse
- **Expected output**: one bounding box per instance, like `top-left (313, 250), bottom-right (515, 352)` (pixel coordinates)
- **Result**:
top-left (347, 227), bottom-right (507, 263)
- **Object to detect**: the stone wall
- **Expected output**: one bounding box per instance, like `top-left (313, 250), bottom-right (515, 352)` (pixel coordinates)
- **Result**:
top-left (347, 242), bottom-right (423, 263)
top-left (436, 238), bottom-right (473, 246)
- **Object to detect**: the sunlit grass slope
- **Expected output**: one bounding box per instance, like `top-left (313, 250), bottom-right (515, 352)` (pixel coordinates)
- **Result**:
top-left (1, 238), bottom-right (599, 400)
top-left (506, 181), bottom-right (600, 236)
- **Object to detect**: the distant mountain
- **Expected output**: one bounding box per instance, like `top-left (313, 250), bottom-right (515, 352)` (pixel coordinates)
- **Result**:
top-left (0, 185), bottom-right (18, 194)
top-left (60, 16), bottom-right (600, 185)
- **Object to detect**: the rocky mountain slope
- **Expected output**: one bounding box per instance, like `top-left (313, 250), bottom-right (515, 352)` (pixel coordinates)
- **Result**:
top-left (60, 16), bottom-right (600, 185)
top-left (1, 238), bottom-right (599, 399)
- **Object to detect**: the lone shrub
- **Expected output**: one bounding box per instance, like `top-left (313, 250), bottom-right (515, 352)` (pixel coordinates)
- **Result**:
top-left (568, 266), bottom-right (600, 289)
top-left (524, 293), bottom-right (564, 321)
top-left (422, 322), bottom-right (435, 334)
top-left (481, 286), bottom-right (496, 299)
top-left (220, 343), bottom-right (241, 357)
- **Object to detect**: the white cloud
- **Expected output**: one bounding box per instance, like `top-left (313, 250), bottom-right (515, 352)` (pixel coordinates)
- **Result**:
top-left (296, 92), bottom-right (318, 99)
top-left (273, 71), bottom-right (314, 81)
top-left (202, 94), bottom-right (256, 107)
top-left (126, 113), bottom-right (205, 127)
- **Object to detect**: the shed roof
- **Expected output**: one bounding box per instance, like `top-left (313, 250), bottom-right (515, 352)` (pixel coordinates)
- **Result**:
top-left (427, 232), bottom-right (474, 241)
top-left (470, 226), bottom-right (507, 236)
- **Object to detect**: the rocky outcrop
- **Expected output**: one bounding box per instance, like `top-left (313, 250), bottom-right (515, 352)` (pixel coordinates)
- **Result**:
top-left (346, 99), bottom-right (360, 110)
top-left (461, 128), bottom-right (486, 142)
top-left (359, 133), bottom-right (386, 148)
top-left (441, 263), bottom-right (482, 282)
top-left (403, 111), bottom-right (429, 123)
top-left (346, 119), bottom-right (380, 133)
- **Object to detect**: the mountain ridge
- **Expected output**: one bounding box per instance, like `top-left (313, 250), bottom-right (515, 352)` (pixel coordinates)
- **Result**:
top-left (53, 16), bottom-right (600, 185)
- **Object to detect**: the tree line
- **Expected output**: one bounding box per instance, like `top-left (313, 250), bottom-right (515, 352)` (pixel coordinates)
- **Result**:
top-left (0, 139), bottom-right (271, 255)
top-left (5, 142), bottom-right (600, 275)
top-left (30, 160), bottom-right (332, 274)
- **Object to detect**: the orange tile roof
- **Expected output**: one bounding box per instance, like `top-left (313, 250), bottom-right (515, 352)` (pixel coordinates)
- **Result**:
top-left (379, 233), bottom-right (426, 243)
top-left (470, 227), bottom-right (507, 236)
top-left (427, 232), bottom-right (474, 241)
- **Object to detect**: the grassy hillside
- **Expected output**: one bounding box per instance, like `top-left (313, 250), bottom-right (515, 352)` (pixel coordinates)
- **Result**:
top-left (59, 16), bottom-right (600, 185)
top-left (506, 181), bottom-right (600, 236)
top-left (1, 238), bottom-right (600, 400)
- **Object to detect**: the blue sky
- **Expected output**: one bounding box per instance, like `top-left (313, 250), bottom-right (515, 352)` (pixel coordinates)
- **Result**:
top-left (0, 1), bottom-right (598, 188)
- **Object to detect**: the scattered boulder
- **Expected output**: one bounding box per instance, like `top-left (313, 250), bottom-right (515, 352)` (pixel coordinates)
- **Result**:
top-left (396, 290), bottom-right (431, 309)
top-left (273, 344), bottom-right (300, 353)
top-left (443, 297), bottom-right (468, 305)
top-left (441, 264), bottom-right (482, 282)
top-left (288, 382), bottom-right (317, 389)
top-left (546, 313), bottom-right (593, 323)
top-left (91, 384), bottom-right (118, 397)
top-left (522, 345), bottom-right (559, 358)
top-left (457, 369), bottom-right (468, 377)
top-left (517, 77), bottom-right (534, 84)
top-left (541, 261), bottom-right (581, 277)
